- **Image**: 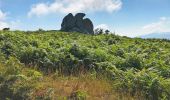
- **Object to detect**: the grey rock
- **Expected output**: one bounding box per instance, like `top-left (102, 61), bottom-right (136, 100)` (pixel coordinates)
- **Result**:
top-left (60, 13), bottom-right (94, 34)
top-left (75, 13), bottom-right (85, 32)
top-left (70, 27), bottom-right (82, 33)
top-left (75, 13), bottom-right (86, 20)
top-left (83, 18), bottom-right (94, 34)
top-left (61, 13), bottom-right (76, 31)
top-left (3, 28), bottom-right (10, 31)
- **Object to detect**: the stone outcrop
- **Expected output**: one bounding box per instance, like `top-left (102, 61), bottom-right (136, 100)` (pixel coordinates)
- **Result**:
top-left (3, 28), bottom-right (10, 31)
top-left (61, 13), bottom-right (94, 34)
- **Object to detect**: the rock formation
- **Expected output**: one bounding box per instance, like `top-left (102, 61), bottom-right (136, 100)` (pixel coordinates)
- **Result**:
top-left (3, 28), bottom-right (10, 31)
top-left (61, 13), bottom-right (94, 34)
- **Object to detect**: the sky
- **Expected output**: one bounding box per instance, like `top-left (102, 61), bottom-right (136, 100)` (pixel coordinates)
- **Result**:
top-left (0, 0), bottom-right (170, 37)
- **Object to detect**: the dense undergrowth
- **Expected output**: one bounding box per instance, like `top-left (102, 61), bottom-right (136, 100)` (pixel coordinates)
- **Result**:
top-left (0, 30), bottom-right (170, 99)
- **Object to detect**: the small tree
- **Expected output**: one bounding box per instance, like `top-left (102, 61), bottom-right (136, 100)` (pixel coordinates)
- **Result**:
top-left (94, 28), bottom-right (103, 35)
top-left (105, 29), bottom-right (110, 34)
top-left (38, 28), bottom-right (44, 31)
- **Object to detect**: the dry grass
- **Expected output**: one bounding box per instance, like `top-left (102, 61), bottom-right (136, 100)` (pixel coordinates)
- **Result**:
top-left (0, 66), bottom-right (144, 100)
top-left (30, 74), bottom-right (139, 100)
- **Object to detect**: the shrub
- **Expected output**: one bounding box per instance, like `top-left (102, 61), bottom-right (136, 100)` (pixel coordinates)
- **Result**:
top-left (0, 57), bottom-right (33, 100)
top-left (114, 48), bottom-right (125, 58)
top-left (4, 57), bottom-right (22, 76)
top-left (115, 53), bottom-right (143, 70)
top-left (114, 69), bottom-right (169, 100)
top-left (1, 42), bottom-right (15, 57)
top-left (125, 53), bottom-right (143, 70)
top-left (69, 90), bottom-right (87, 100)
top-left (20, 47), bottom-right (48, 66)
top-left (69, 44), bottom-right (89, 59)
top-left (91, 49), bottom-right (108, 62)
top-left (25, 69), bottom-right (43, 80)
top-left (94, 28), bottom-right (103, 35)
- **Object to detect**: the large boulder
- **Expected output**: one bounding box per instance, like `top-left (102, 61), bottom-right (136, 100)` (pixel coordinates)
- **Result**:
top-left (61, 13), bottom-right (76, 31)
top-left (75, 13), bottom-right (86, 32)
top-left (61, 13), bottom-right (94, 34)
top-left (83, 18), bottom-right (94, 34)
top-left (75, 13), bottom-right (85, 20)
top-left (3, 28), bottom-right (10, 31)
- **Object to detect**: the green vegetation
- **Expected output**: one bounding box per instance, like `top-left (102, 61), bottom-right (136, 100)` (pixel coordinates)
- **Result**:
top-left (0, 30), bottom-right (170, 99)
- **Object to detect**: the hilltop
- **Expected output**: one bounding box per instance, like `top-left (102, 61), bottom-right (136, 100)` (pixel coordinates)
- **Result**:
top-left (0, 30), bottom-right (170, 99)
top-left (141, 32), bottom-right (170, 39)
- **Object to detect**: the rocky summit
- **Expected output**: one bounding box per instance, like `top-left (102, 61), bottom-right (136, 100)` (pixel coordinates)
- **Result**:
top-left (61, 13), bottom-right (94, 34)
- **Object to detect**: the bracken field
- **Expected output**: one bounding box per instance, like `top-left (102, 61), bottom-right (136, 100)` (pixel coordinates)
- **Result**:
top-left (0, 30), bottom-right (170, 100)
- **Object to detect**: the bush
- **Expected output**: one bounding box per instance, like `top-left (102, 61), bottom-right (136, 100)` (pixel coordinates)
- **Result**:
top-left (1, 42), bottom-right (15, 57)
top-left (115, 53), bottom-right (142, 70)
top-left (114, 48), bottom-right (125, 58)
top-left (91, 49), bottom-right (108, 62)
top-left (114, 69), bottom-right (170, 100)
top-left (69, 90), bottom-right (87, 100)
top-left (125, 53), bottom-right (143, 70)
top-left (69, 44), bottom-right (89, 59)
top-left (0, 57), bottom-right (33, 100)
top-left (25, 69), bottom-right (43, 80)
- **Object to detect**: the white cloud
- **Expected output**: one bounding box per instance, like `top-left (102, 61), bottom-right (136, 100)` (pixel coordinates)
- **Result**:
top-left (113, 17), bottom-right (170, 37)
top-left (0, 20), bottom-right (22, 30)
top-left (9, 20), bottom-right (21, 30)
top-left (0, 10), bottom-right (9, 30)
top-left (0, 10), bottom-right (22, 30)
top-left (0, 10), bottom-right (6, 20)
top-left (142, 17), bottom-right (170, 34)
top-left (0, 21), bottom-right (9, 29)
top-left (95, 24), bottom-right (110, 30)
top-left (28, 0), bottom-right (122, 17)
top-left (28, 3), bottom-right (50, 17)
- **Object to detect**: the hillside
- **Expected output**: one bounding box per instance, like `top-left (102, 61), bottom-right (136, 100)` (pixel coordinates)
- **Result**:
top-left (0, 30), bottom-right (170, 99)
top-left (141, 32), bottom-right (170, 39)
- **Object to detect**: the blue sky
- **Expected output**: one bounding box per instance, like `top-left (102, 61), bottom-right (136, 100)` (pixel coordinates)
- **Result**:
top-left (0, 0), bottom-right (170, 37)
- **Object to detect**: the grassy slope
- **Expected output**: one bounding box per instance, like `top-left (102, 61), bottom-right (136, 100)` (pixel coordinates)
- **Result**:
top-left (0, 30), bottom-right (170, 99)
